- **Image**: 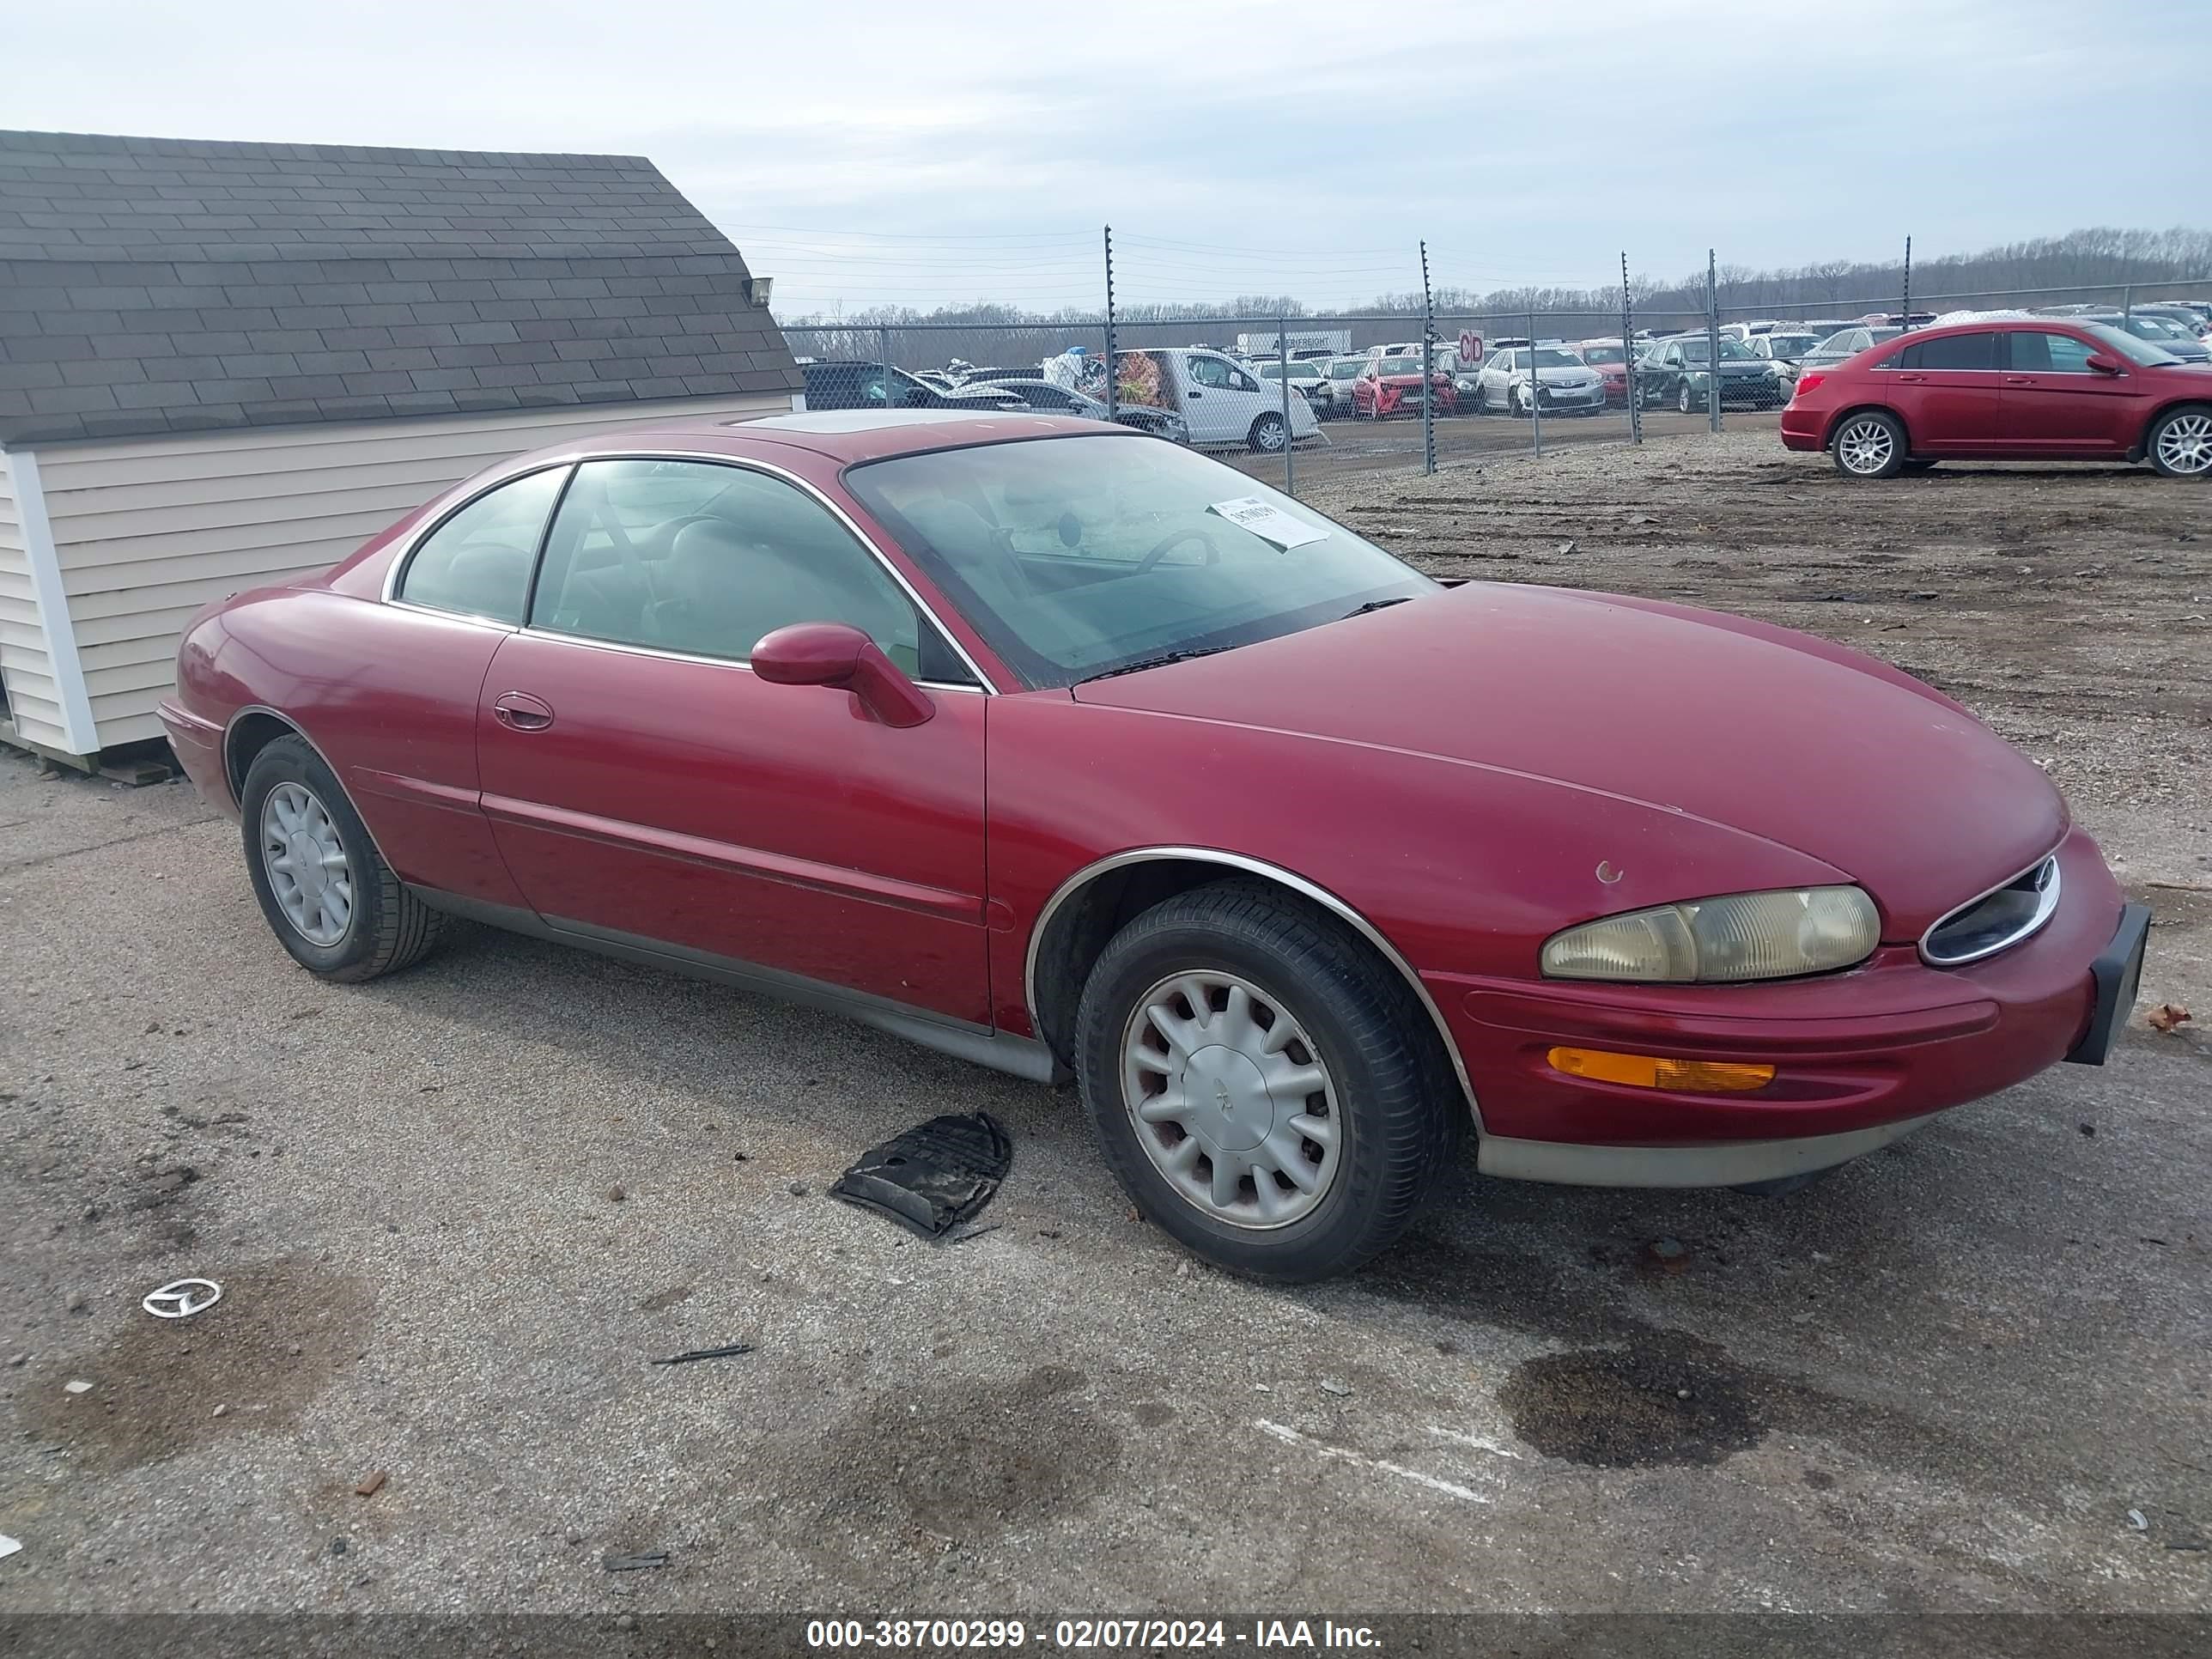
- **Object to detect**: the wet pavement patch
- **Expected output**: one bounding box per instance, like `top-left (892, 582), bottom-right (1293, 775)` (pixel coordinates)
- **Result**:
top-left (830, 1111), bottom-right (1011, 1239)
top-left (799, 1364), bottom-right (1118, 1536)
top-left (1499, 1333), bottom-right (1764, 1468)
top-left (19, 1259), bottom-right (374, 1472)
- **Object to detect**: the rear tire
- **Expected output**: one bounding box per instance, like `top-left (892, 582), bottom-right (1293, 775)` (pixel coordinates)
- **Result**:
top-left (2147, 404), bottom-right (2212, 477)
top-left (1832, 410), bottom-right (1907, 478)
top-left (1074, 881), bottom-right (1462, 1282)
top-left (240, 734), bottom-right (445, 982)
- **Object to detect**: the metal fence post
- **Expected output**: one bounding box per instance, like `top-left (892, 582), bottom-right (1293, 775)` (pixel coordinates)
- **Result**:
top-left (1900, 234), bottom-right (1912, 325)
top-left (2123, 283), bottom-right (2134, 321)
top-left (1419, 240), bottom-right (1437, 476)
top-left (1527, 308), bottom-right (1541, 458)
top-left (1103, 226), bottom-right (1119, 423)
top-left (1620, 250), bottom-right (1640, 444)
top-left (1705, 248), bottom-right (1723, 434)
top-left (1278, 319), bottom-right (1293, 497)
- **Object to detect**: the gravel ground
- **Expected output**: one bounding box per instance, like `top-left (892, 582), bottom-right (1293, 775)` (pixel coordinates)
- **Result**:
top-left (2, 431), bottom-right (2208, 1626)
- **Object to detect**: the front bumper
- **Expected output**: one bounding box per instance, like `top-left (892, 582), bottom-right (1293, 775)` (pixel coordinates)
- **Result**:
top-left (155, 699), bottom-right (234, 815)
top-left (1426, 825), bottom-right (2132, 1186)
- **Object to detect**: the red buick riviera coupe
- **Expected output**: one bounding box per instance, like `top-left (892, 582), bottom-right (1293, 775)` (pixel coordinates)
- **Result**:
top-left (161, 411), bottom-right (2148, 1280)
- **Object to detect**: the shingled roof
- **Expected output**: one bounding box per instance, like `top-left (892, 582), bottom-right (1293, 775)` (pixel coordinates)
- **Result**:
top-left (0, 129), bottom-right (799, 446)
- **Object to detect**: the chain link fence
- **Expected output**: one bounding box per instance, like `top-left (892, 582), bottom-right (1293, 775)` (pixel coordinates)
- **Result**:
top-left (780, 272), bottom-right (2212, 500)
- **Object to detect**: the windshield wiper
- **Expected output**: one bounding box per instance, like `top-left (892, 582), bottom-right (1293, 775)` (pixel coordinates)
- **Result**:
top-left (1342, 596), bottom-right (1414, 618)
top-left (1080, 645), bottom-right (1237, 683)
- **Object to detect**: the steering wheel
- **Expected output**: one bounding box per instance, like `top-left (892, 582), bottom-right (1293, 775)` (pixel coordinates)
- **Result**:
top-left (1135, 527), bottom-right (1222, 574)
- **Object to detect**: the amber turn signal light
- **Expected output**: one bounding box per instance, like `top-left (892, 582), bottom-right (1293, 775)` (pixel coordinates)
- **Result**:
top-left (1547, 1047), bottom-right (1776, 1093)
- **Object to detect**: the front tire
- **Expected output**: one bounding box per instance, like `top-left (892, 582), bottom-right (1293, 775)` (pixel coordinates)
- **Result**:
top-left (1249, 413), bottom-right (1288, 453)
top-left (2148, 404), bottom-right (2212, 477)
top-left (1074, 881), bottom-right (1461, 1282)
top-left (240, 734), bottom-right (445, 981)
top-left (1832, 410), bottom-right (1908, 478)
top-left (1677, 380), bottom-right (1696, 416)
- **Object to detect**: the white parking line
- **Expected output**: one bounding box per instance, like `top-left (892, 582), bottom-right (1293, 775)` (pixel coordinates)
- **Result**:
top-left (1255, 1419), bottom-right (1492, 1504)
top-left (1426, 1425), bottom-right (1523, 1459)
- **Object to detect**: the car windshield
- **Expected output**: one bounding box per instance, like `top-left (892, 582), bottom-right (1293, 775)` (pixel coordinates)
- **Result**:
top-left (1376, 357), bottom-right (1423, 374)
top-left (2082, 321), bottom-right (2184, 366)
top-left (846, 434), bottom-right (1434, 689)
top-left (1677, 337), bottom-right (1754, 362)
top-left (1580, 345), bottom-right (1626, 364)
top-left (1531, 349), bottom-right (1582, 369)
top-left (1330, 360), bottom-right (1364, 379)
top-left (1767, 333), bottom-right (1819, 356)
top-left (2130, 315), bottom-right (2191, 341)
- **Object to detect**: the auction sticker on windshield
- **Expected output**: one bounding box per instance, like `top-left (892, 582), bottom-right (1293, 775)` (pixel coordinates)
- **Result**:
top-left (1207, 496), bottom-right (1328, 550)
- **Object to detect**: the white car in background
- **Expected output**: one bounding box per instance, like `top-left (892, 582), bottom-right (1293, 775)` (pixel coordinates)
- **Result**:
top-left (1257, 356), bottom-right (1331, 408)
top-left (1115, 347), bottom-right (1322, 453)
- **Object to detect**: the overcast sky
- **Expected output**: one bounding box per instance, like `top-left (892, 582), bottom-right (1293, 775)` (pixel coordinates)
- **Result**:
top-left (9, 0), bottom-right (2209, 316)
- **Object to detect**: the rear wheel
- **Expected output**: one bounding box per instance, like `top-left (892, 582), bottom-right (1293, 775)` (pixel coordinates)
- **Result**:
top-left (1074, 881), bottom-right (1461, 1282)
top-left (1832, 410), bottom-right (1907, 478)
top-left (1249, 413), bottom-right (1288, 453)
top-left (240, 734), bottom-right (445, 981)
top-left (2148, 404), bottom-right (2212, 477)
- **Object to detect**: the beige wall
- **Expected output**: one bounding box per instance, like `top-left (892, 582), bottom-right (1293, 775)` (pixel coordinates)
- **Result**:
top-left (27, 392), bottom-right (790, 756)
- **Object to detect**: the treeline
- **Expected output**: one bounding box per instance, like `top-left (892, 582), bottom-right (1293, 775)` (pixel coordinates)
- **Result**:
top-left (776, 227), bottom-right (2212, 368)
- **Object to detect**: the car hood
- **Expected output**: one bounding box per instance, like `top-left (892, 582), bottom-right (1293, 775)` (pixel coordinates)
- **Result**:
top-left (1073, 582), bottom-right (2065, 938)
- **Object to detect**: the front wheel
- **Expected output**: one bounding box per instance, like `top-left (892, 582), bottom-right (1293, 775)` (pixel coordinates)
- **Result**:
top-left (1508, 385), bottom-right (1527, 418)
top-left (1832, 410), bottom-right (1908, 478)
top-left (1249, 413), bottom-right (1288, 453)
top-left (1677, 380), bottom-right (1696, 416)
top-left (1074, 882), bottom-right (1462, 1282)
top-left (2148, 404), bottom-right (2212, 477)
top-left (240, 734), bottom-right (446, 981)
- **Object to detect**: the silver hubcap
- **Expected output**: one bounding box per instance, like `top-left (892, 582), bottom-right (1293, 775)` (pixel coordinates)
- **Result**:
top-left (1255, 419), bottom-right (1285, 451)
top-left (1121, 971), bottom-right (1341, 1230)
top-left (261, 782), bottom-right (353, 946)
top-left (1838, 418), bottom-right (1895, 474)
top-left (2155, 412), bottom-right (2212, 474)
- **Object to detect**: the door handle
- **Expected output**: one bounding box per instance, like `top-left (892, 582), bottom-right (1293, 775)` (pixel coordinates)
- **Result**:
top-left (492, 690), bottom-right (555, 732)
top-left (1186, 389), bottom-right (1204, 398)
top-left (2004, 376), bottom-right (2033, 386)
top-left (1893, 374), bottom-right (1925, 383)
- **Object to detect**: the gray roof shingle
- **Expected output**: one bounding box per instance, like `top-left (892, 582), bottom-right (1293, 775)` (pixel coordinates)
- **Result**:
top-left (0, 129), bottom-right (799, 446)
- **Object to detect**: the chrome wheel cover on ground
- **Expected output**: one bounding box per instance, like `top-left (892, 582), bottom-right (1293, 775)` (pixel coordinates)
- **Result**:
top-left (1121, 970), bottom-right (1342, 1230)
top-left (2154, 411), bottom-right (2212, 475)
top-left (261, 781), bottom-right (353, 945)
top-left (1836, 416), bottom-right (1896, 474)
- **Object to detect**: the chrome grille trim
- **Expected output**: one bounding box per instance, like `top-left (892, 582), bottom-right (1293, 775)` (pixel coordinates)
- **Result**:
top-left (1918, 853), bottom-right (2063, 967)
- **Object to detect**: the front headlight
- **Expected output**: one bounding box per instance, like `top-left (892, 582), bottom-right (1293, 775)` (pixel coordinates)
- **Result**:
top-left (1540, 886), bottom-right (1881, 982)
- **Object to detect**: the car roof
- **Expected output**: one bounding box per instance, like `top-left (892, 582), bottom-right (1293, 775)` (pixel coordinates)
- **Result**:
top-left (508, 409), bottom-right (1117, 467)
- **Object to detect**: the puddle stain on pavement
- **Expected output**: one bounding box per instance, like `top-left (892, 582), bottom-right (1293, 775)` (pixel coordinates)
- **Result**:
top-left (799, 1362), bottom-right (1121, 1534)
top-left (20, 1259), bottom-right (374, 1472)
top-left (1364, 1227), bottom-right (1967, 1474)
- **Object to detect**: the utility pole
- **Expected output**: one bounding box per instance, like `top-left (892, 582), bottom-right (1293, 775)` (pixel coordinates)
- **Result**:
top-left (1900, 234), bottom-right (1912, 326)
top-left (1620, 250), bottom-right (1640, 445)
top-left (1103, 226), bottom-right (1119, 422)
top-left (1705, 247), bottom-right (1723, 434)
top-left (1527, 307), bottom-right (1542, 457)
top-left (1419, 240), bottom-right (1436, 476)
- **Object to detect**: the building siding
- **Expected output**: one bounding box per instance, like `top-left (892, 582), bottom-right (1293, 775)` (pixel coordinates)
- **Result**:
top-left (33, 392), bottom-right (790, 752)
top-left (0, 451), bottom-right (75, 752)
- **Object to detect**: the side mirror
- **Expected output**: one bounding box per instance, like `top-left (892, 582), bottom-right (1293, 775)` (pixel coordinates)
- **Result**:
top-left (2085, 353), bottom-right (2124, 375)
top-left (750, 622), bottom-right (934, 728)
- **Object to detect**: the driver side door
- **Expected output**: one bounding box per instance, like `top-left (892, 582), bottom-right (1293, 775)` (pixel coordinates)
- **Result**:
top-left (474, 456), bottom-right (994, 1023)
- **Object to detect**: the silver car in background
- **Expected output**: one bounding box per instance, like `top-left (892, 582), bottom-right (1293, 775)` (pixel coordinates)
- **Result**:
top-left (1469, 345), bottom-right (1607, 416)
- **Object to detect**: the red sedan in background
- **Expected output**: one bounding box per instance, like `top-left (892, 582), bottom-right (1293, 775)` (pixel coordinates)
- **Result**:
top-left (1575, 339), bottom-right (1634, 406)
top-left (1353, 355), bottom-right (1457, 418)
top-left (1784, 317), bottom-right (2212, 477)
top-left (161, 412), bottom-right (2148, 1281)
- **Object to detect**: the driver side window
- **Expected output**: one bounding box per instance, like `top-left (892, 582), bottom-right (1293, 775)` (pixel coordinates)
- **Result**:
top-left (1187, 356), bottom-right (1232, 390)
top-left (528, 459), bottom-right (954, 679)
top-left (397, 465), bottom-right (570, 624)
